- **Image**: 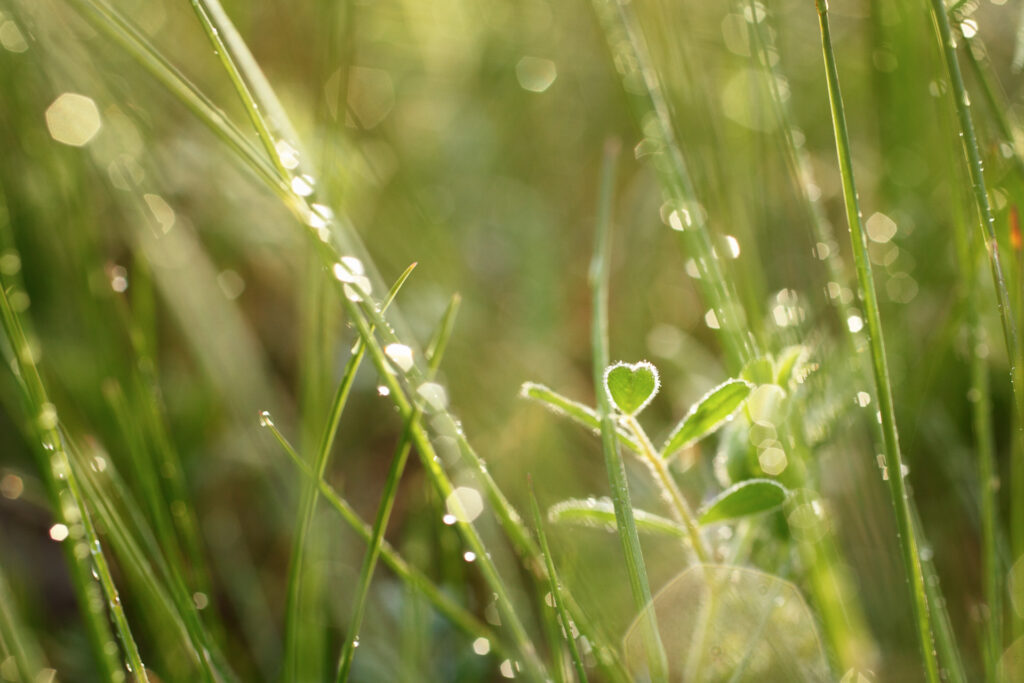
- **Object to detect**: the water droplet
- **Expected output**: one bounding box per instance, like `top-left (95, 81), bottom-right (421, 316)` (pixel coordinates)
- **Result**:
top-left (258, 411), bottom-right (273, 427)
top-left (856, 391), bottom-right (871, 407)
top-left (384, 343), bottom-right (414, 372)
top-left (275, 139), bottom-right (300, 169)
top-left (499, 659), bottom-right (515, 678)
top-left (960, 18), bottom-right (978, 39)
top-left (290, 175), bottom-right (315, 197)
top-left (417, 382), bottom-right (448, 411)
top-left (442, 513), bottom-right (456, 526)
top-left (49, 523), bottom-right (69, 542)
top-left (846, 314), bottom-right (864, 333)
top-left (37, 402), bottom-right (58, 431)
top-left (463, 551), bottom-right (476, 562)
top-left (377, 385), bottom-right (390, 397)
top-left (472, 637), bottom-right (490, 656)
top-left (445, 487), bottom-right (483, 523)
top-left (516, 56), bottom-right (557, 93)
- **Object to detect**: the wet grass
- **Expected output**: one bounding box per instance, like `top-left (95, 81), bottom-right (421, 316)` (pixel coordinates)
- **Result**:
top-left (1, 0), bottom-right (1024, 681)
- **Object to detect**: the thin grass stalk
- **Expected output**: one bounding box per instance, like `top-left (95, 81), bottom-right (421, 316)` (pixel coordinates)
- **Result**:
top-left (0, 197), bottom-right (123, 683)
top-left (335, 295), bottom-right (460, 681)
top-left (263, 418), bottom-right (509, 661)
top-left (0, 285), bottom-right (149, 682)
top-left (336, 293), bottom-right (548, 681)
top-left (971, 320), bottom-right (1003, 679)
top-left (70, 441), bottom-right (232, 683)
top-left (925, 0), bottom-right (1024, 594)
top-left (590, 0), bottom-right (755, 371)
top-left (0, 563), bottom-right (45, 682)
top-left (282, 264), bottom-right (415, 682)
top-left (744, 0), bottom-right (854, 329)
top-left (814, 2), bottom-right (939, 680)
top-left (528, 481), bottom-right (589, 683)
top-left (63, 0), bottom-right (284, 195)
top-left (589, 140), bottom-right (668, 682)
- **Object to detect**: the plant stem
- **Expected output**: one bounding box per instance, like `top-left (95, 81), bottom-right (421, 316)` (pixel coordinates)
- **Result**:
top-left (926, 0), bottom-right (1024, 597)
top-left (814, 2), bottom-right (939, 680)
top-left (589, 139), bottom-right (668, 682)
top-left (621, 414), bottom-right (709, 563)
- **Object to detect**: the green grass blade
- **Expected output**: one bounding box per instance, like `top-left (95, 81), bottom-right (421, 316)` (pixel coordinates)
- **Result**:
top-left (335, 294), bottom-right (460, 681)
top-left (282, 263), bottom-right (416, 682)
top-left (590, 0), bottom-right (756, 370)
top-left (0, 562), bottom-right (46, 683)
top-left (588, 139), bottom-right (667, 682)
top-left (0, 284), bottom-right (149, 682)
top-left (262, 415), bottom-right (509, 662)
top-left (529, 481), bottom-right (588, 683)
top-left (814, 2), bottom-right (939, 679)
top-left (519, 382), bottom-right (641, 454)
top-left (62, 0), bottom-right (284, 195)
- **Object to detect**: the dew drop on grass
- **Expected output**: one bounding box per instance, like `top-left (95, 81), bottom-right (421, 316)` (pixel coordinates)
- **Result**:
top-left (846, 314), bottom-right (864, 333)
top-left (960, 18), bottom-right (978, 39)
top-left (384, 343), bottom-right (414, 372)
top-left (377, 385), bottom-right (390, 397)
top-left (275, 139), bottom-right (300, 169)
top-left (463, 551), bottom-right (476, 562)
top-left (417, 382), bottom-right (448, 411)
top-left (472, 637), bottom-right (490, 656)
top-left (49, 523), bottom-right (69, 542)
top-left (499, 659), bottom-right (515, 678)
top-left (258, 411), bottom-right (273, 427)
top-left (290, 174), bottom-right (315, 197)
top-left (441, 513), bottom-right (456, 526)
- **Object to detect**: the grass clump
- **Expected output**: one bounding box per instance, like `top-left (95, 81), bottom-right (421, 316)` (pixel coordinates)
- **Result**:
top-left (2, 0), bottom-right (1024, 681)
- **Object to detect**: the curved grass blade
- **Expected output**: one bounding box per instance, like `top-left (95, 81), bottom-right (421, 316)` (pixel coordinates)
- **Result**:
top-left (661, 379), bottom-right (752, 460)
top-left (262, 414), bottom-right (508, 663)
top-left (815, 2), bottom-right (938, 679)
top-left (0, 285), bottom-right (149, 682)
top-left (548, 498), bottom-right (686, 540)
top-left (283, 263), bottom-right (416, 682)
top-left (697, 479), bottom-right (787, 526)
top-left (529, 481), bottom-right (588, 683)
top-left (335, 294), bottom-right (460, 681)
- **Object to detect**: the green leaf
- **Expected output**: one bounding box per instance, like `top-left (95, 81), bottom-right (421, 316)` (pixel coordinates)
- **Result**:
top-left (519, 382), bottom-right (642, 454)
top-left (698, 479), bottom-right (788, 525)
top-left (548, 498), bottom-right (686, 538)
top-left (661, 379), bottom-right (753, 458)
top-left (604, 361), bottom-right (660, 416)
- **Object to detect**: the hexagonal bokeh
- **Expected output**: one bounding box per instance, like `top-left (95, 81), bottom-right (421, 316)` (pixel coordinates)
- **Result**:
top-left (44, 93), bottom-right (101, 147)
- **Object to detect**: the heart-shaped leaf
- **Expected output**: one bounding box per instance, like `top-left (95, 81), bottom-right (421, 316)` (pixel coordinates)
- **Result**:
top-left (698, 479), bottom-right (788, 525)
top-left (604, 361), bottom-right (660, 416)
top-left (661, 378), bottom-right (753, 458)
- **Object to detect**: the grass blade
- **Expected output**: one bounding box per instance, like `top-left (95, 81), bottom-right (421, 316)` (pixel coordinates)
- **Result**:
top-left (529, 480), bottom-right (589, 683)
top-left (814, 2), bottom-right (939, 679)
top-left (262, 414), bottom-right (508, 662)
top-left (335, 294), bottom-right (460, 681)
top-left (697, 479), bottom-right (788, 526)
top-left (282, 263), bottom-right (416, 682)
top-left (0, 284), bottom-right (149, 682)
top-left (588, 139), bottom-right (668, 681)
